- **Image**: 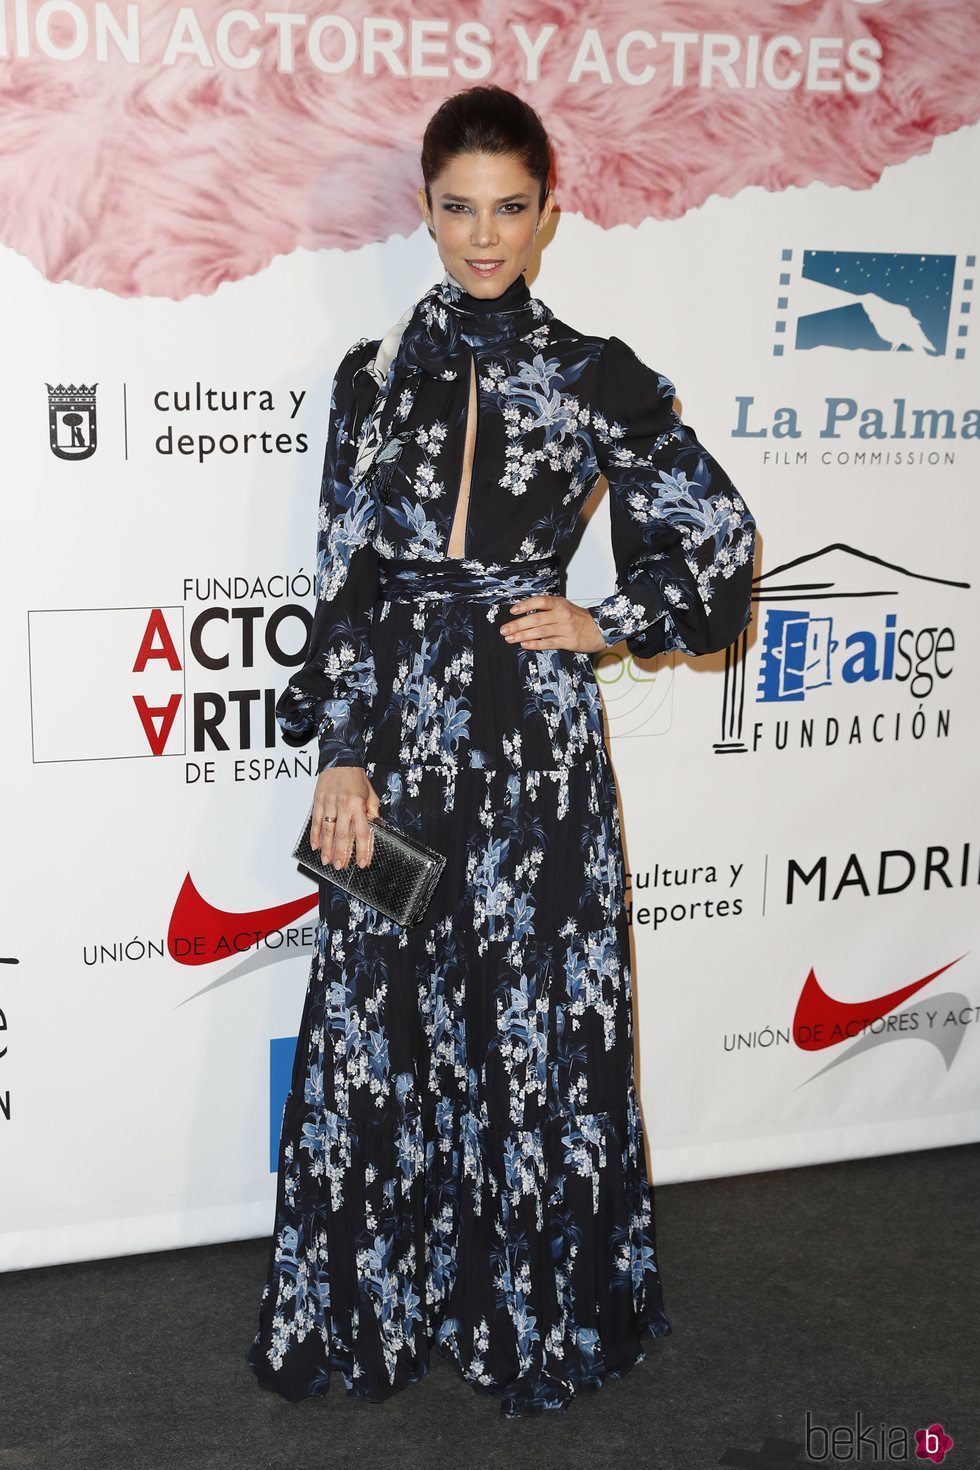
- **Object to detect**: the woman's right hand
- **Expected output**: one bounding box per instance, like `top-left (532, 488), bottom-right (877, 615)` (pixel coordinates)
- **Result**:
top-left (312, 766), bottom-right (382, 870)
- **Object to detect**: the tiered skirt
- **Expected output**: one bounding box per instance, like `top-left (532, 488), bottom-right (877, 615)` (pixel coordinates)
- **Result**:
top-left (244, 556), bottom-right (671, 1415)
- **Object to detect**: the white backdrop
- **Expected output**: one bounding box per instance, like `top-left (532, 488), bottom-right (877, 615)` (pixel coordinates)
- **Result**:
top-left (2, 1), bottom-right (979, 1271)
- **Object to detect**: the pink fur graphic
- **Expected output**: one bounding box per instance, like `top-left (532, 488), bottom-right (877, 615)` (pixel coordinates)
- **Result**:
top-left (0, 0), bottom-right (976, 299)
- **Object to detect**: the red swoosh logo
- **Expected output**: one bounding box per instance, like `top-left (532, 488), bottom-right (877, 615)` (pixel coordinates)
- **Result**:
top-left (793, 955), bottom-right (967, 1051)
top-left (168, 874), bottom-right (317, 966)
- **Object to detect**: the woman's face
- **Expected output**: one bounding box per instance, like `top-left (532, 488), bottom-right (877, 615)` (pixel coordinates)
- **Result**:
top-left (417, 150), bottom-right (554, 298)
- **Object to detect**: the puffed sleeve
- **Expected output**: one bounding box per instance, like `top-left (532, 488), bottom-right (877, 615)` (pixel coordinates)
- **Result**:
top-left (584, 334), bottom-right (757, 658)
top-left (276, 338), bottom-right (382, 770)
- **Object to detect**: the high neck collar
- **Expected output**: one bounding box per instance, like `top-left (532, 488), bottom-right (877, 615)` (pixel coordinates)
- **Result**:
top-left (440, 268), bottom-right (531, 316)
top-left (394, 268), bottom-right (553, 380)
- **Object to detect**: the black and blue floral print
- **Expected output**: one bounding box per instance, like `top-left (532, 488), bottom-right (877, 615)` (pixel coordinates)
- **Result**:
top-left (274, 268), bottom-right (755, 773)
top-left (247, 269), bottom-right (756, 1416)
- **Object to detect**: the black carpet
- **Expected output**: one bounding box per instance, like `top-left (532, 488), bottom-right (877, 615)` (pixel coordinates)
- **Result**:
top-left (2, 1142), bottom-right (977, 1470)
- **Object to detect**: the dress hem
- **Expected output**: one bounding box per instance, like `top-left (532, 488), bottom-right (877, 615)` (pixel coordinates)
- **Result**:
top-left (243, 1311), bottom-right (671, 1417)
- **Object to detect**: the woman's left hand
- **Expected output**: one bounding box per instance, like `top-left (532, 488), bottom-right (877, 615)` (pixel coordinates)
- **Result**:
top-left (499, 595), bottom-right (607, 654)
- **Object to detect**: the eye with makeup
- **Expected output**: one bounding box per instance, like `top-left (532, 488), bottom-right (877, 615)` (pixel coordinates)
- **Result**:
top-left (440, 201), bottom-right (528, 215)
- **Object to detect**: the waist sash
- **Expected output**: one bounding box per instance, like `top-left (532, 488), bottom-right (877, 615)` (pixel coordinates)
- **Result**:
top-left (376, 553), bottom-right (563, 605)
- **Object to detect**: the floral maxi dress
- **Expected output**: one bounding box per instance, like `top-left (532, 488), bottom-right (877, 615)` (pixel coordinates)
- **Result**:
top-left (244, 270), bottom-right (757, 1415)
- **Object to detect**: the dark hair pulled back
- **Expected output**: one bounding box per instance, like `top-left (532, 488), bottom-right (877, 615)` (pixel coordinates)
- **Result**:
top-left (420, 85), bottom-right (553, 210)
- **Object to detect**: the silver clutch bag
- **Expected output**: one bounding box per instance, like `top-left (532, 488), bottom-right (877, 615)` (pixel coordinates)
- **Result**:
top-left (291, 804), bottom-right (446, 927)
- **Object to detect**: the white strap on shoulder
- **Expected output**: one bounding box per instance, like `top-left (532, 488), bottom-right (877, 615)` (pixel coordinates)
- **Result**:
top-left (351, 302), bottom-right (417, 489)
top-left (367, 303), bottom-right (416, 386)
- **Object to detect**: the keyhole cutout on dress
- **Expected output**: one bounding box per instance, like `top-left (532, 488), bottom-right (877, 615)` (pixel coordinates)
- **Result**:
top-left (447, 353), bottom-right (477, 558)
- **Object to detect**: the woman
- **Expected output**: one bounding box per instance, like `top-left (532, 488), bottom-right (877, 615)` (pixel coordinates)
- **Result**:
top-left (245, 84), bottom-right (756, 1417)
